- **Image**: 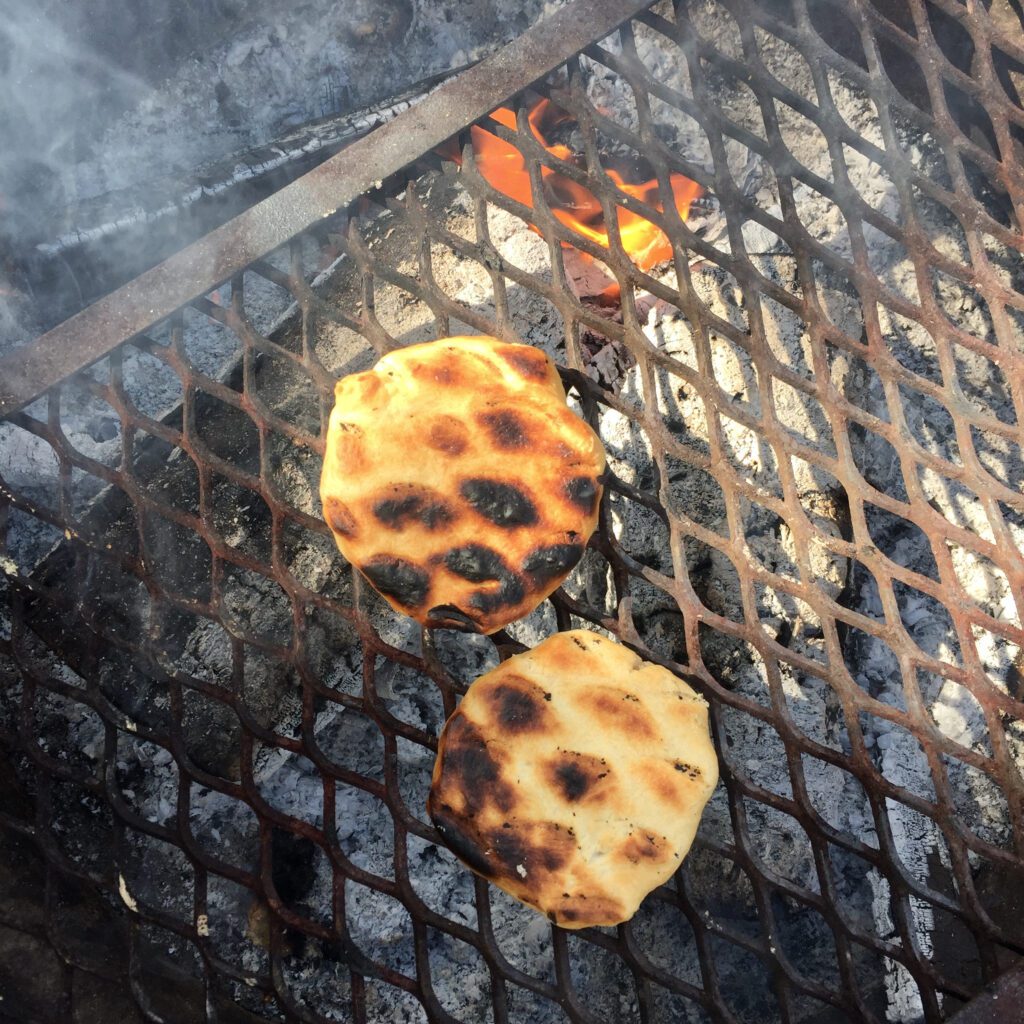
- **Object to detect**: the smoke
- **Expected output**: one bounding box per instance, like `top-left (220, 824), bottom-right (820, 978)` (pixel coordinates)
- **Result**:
top-left (0, 0), bottom-right (555, 246)
top-left (0, 0), bottom-right (562, 355)
top-left (0, 0), bottom-right (154, 244)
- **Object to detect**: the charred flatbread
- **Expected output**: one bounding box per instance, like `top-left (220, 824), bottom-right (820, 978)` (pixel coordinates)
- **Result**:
top-left (428, 629), bottom-right (718, 928)
top-left (320, 337), bottom-right (605, 633)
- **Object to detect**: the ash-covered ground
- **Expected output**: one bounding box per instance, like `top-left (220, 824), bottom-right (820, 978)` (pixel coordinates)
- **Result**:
top-left (3, 1), bottom-right (1024, 1022)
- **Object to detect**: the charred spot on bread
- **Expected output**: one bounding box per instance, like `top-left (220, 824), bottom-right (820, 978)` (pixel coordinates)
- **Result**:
top-left (324, 500), bottom-right (357, 537)
top-left (429, 806), bottom-right (494, 878)
top-left (554, 896), bottom-right (629, 929)
top-left (444, 545), bottom-right (523, 614)
top-left (489, 821), bottom-right (575, 878)
top-left (535, 826), bottom-right (576, 872)
top-left (355, 374), bottom-right (383, 401)
top-left (487, 679), bottom-right (548, 734)
top-left (438, 717), bottom-right (515, 815)
top-left (553, 761), bottom-right (590, 801)
top-left (445, 544), bottom-right (509, 582)
top-left (468, 575), bottom-right (525, 613)
top-left (547, 752), bottom-right (610, 804)
top-left (426, 416), bottom-right (470, 455)
top-left (373, 486), bottom-right (455, 531)
top-left (565, 476), bottom-right (599, 513)
top-left (478, 410), bottom-right (530, 449)
top-left (620, 832), bottom-right (667, 864)
top-left (522, 544), bottom-right (584, 584)
top-left (586, 691), bottom-right (657, 738)
top-left (361, 556), bottom-right (429, 607)
top-left (489, 828), bottom-right (529, 876)
top-left (430, 363), bottom-right (459, 385)
top-left (425, 605), bottom-right (480, 631)
top-left (651, 768), bottom-right (681, 805)
top-left (499, 344), bottom-right (549, 381)
top-left (419, 503), bottom-right (456, 529)
top-left (460, 478), bottom-right (537, 528)
top-left (373, 494), bottom-right (420, 527)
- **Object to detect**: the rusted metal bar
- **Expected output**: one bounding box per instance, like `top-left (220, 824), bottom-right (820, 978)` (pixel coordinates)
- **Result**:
top-left (0, 0), bottom-right (652, 417)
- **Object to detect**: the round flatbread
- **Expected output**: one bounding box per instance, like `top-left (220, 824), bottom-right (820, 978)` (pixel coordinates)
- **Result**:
top-left (319, 337), bottom-right (605, 634)
top-left (427, 630), bottom-right (718, 928)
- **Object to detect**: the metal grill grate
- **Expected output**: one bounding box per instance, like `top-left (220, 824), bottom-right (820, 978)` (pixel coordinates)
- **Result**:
top-left (2, 1), bottom-right (1024, 1021)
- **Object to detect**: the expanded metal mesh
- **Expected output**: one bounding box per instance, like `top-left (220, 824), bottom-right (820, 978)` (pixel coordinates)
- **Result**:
top-left (2, 0), bottom-right (1024, 1021)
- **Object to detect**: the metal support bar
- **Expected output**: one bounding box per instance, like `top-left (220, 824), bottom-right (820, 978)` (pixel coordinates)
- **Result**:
top-left (0, 0), bottom-right (651, 416)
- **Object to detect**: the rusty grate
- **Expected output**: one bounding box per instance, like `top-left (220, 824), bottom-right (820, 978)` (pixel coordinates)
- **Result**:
top-left (2, 0), bottom-right (1024, 1021)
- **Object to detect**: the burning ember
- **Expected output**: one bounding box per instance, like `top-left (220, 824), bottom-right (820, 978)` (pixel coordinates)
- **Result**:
top-left (453, 99), bottom-right (702, 273)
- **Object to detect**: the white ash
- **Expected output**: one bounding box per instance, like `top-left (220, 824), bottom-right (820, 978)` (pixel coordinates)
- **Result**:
top-left (678, 10), bottom-right (1021, 1022)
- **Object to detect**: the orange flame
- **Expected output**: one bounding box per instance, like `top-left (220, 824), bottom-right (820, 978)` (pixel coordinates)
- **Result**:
top-left (462, 99), bottom-right (702, 272)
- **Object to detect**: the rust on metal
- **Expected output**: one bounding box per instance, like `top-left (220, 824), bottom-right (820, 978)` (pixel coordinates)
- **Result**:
top-left (0, 0), bottom-right (653, 418)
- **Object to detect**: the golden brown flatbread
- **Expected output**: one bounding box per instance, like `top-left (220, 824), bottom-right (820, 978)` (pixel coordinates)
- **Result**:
top-left (427, 630), bottom-right (718, 928)
top-left (319, 337), bottom-right (605, 634)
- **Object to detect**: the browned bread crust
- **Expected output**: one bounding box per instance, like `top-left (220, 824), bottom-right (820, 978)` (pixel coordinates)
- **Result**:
top-left (428, 630), bottom-right (718, 928)
top-left (319, 337), bottom-right (605, 633)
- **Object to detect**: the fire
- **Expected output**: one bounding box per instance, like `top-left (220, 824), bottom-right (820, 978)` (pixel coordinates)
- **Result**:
top-left (462, 99), bottom-right (702, 272)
